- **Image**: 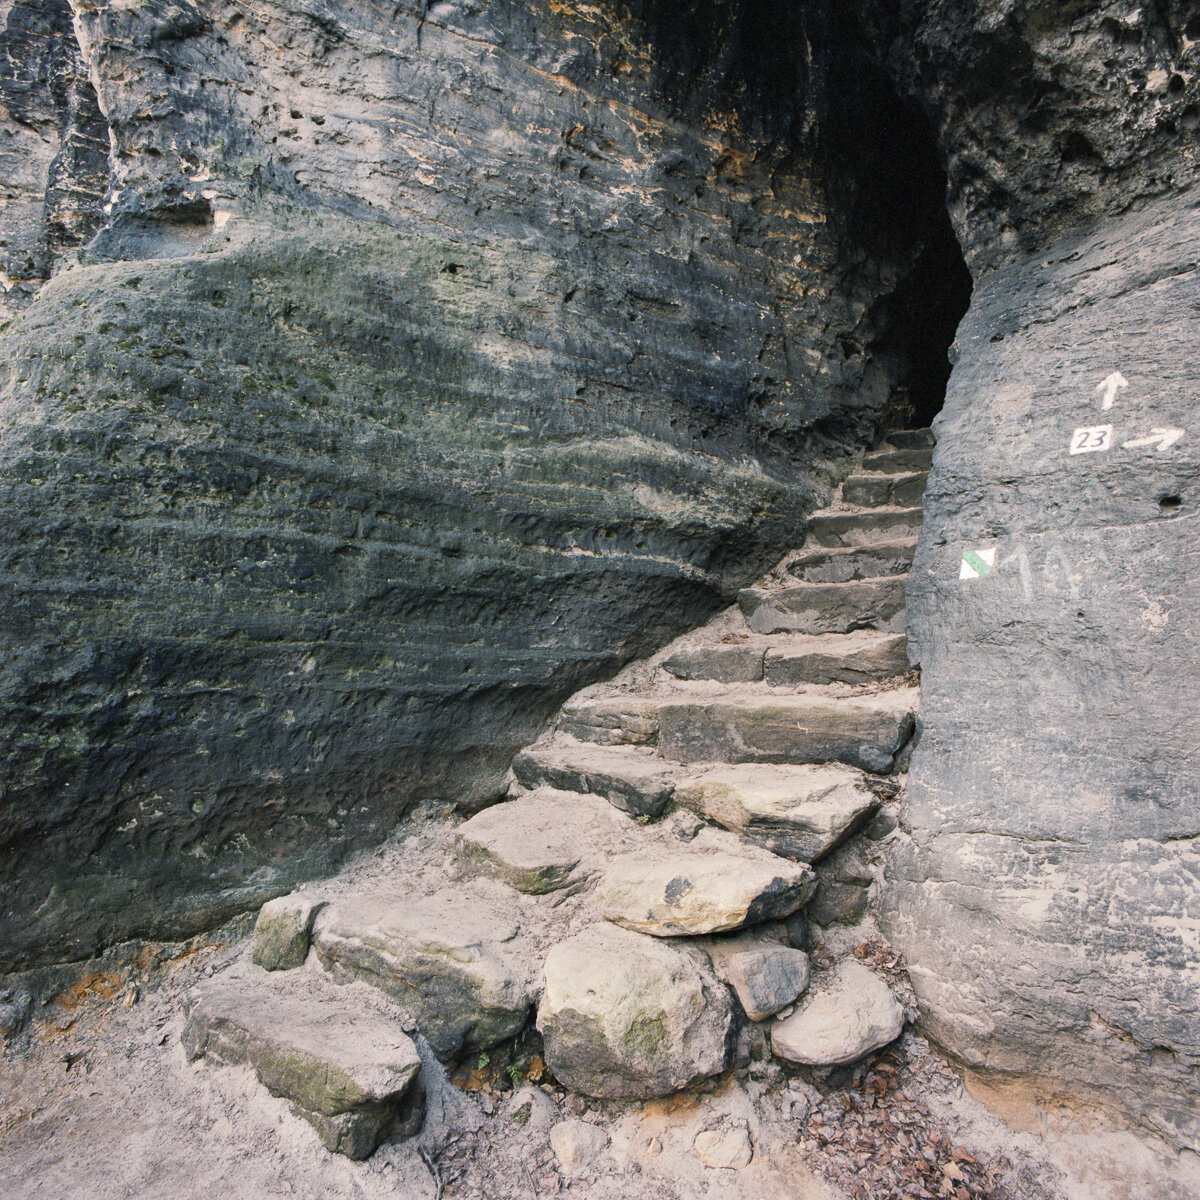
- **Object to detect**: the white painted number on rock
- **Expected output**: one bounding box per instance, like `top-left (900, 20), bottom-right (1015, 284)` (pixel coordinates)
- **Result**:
top-left (1070, 425), bottom-right (1113, 455)
top-left (960, 548), bottom-right (996, 580)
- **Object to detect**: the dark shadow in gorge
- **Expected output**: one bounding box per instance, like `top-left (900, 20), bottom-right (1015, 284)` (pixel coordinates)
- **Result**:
top-left (613, 0), bottom-right (972, 432)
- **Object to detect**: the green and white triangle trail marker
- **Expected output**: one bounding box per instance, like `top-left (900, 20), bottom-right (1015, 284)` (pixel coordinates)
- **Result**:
top-left (959, 548), bottom-right (996, 580)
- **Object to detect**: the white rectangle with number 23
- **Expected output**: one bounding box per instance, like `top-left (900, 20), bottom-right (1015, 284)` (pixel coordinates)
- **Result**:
top-left (1070, 425), bottom-right (1113, 455)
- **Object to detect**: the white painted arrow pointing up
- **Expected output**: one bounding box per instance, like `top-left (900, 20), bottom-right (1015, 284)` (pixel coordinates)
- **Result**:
top-left (1096, 372), bottom-right (1129, 409)
top-left (1122, 428), bottom-right (1185, 452)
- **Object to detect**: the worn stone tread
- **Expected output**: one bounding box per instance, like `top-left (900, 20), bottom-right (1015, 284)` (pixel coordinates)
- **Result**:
top-left (673, 762), bottom-right (880, 862)
top-left (805, 506), bottom-right (924, 548)
top-left (657, 687), bottom-right (918, 774)
top-left (862, 446), bottom-right (934, 473)
top-left (597, 847), bottom-right (815, 936)
top-left (456, 787), bottom-right (640, 893)
top-left (786, 541), bottom-right (917, 583)
top-left (312, 883), bottom-right (533, 1059)
top-left (763, 630), bottom-right (910, 686)
top-left (556, 696), bottom-right (663, 746)
top-left (182, 961), bottom-right (423, 1159)
top-left (842, 471), bottom-right (928, 509)
top-left (511, 740), bottom-right (677, 816)
top-left (739, 576), bottom-right (907, 635)
top-left (882, 429), bottom-right (934, 451)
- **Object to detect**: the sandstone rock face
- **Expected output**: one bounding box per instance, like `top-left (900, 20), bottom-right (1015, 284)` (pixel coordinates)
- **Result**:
top-left (886, 190), bottom-right (1200, 1153)
top-left (0, 0), bottom-right (959, 972)
top-left (538, 924), bottom-right (734, 1099)
top-left (863, 0), bottom-right (1200, 1154)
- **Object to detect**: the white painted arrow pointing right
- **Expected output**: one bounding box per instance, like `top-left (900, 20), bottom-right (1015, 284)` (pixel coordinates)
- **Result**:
top-left (1122, 427), bottom-right (1185, 452)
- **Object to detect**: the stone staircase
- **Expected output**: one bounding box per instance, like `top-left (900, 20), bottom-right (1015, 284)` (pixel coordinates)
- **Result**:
top-left (180, 429), bottom-right (932, 1161)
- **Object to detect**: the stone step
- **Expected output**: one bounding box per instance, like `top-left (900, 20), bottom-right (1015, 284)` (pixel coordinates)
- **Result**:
top-left (456, 787), bottom-right (643, 893)
top-left (673, 762), bottom-right (880, 862)
top-left (511, 739), bottom-right (675, 816)
top-left (312, 882), bottom-right (533, 1060)
top-left (805, 506), bottom-right (923, 548)
top-left (556, 695), bottom-right (661, 746)
top-left (786, 541), bottom-right (916, 583)
top-left (182, 961), bottom-right (424, 1159)
top-left (883, 427), bottom-right (934, 450)
top-left (739, 576), bottom-right (907, 636)
top-left (763, 631), bottom-right (909, 686)
top-left (596, 847), bottom-right (815, 936)
top-left (862, 446), bottom-right (934, 473)
top-left (842, 471), bottom-right (927, 509)
top-left (663, 640), bottom-right (766, 684)
top-left (657, 686), bottom-right (918, 774)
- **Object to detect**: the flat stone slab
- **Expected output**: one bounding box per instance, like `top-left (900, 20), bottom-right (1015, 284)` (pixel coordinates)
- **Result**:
top-left (312, 885), bottom-right (532, 1059)
top-left (770, 960), bottom-right (905, 1067)
top-left (674, 763), bottom-right (880, 862)
top-left (862, 445), bottom-right (933, 472)
top-left (805, 506), bottom-right (923, 548)
top-left (842, 472), bottom-right (927, 509)
top-left (557, 696), bottom-right (662, 746)
top-left (786, 542), bottom-right (916, 583)
top-left (182, 962), bottom-right (423, 1159)
top-left (538, 924), bottom-right (734, 1098)
top-left (880, 428), bottom-right (934, 451)
top-left (763, 631), bottom-right (909, 686)
top-left (511, 740), bottom-right (676, 817)
top-left (662, 643), bottom-right (766, 684)
top-left (739, 576), bottom-right (907, 636)
top-left (658, 687), bottom-right (918, 774)
top-left (456, 788), bottom-right (637, 893)
top-left (597, 848), bottom-right (815, 936)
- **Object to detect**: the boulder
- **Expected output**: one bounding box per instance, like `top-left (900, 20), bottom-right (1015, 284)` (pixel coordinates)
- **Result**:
top-left (181, 963), bottom-right (423, 1159)
top-left (312, 885), bottom-right (532, 1059)
top-left (252, 893), bottom-right (322, 971)
top-left (597, 849), bottom-right (815, 936)
top-left (770, 961), bottom-right (904, 1068)
top-left (538, 924), bottom-right (734, 1099)
top-left (673, 763), bottom-right (879, 862)
top-left (718, 945), bottom-right (811, 1023)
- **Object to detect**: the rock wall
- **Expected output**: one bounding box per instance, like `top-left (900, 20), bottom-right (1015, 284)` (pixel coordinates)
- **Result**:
top-left (878, 0), bottom-right (1200, 1152)
top-left (0, 1), bottom-right (961, 970)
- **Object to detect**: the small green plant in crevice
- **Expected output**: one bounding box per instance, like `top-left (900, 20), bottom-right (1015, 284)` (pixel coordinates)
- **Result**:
top-left (506, 1063), bottom-right (524, 1087)
top-left (475, 1052), bottom-right (491, 1071)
